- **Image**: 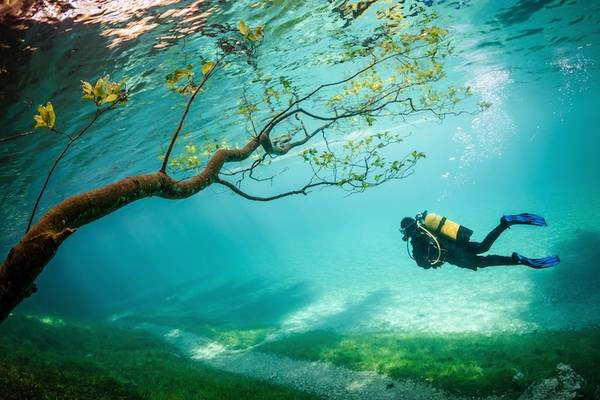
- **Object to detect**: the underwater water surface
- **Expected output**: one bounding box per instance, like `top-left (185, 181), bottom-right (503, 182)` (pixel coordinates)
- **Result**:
top-left (1, 0), bottom-right (600, 399)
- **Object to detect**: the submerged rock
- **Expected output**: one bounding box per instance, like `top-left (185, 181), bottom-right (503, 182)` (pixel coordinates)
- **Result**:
top-left (518, 363), bottom-right (583, 400)
top-left (513, 369), bottom-right (525, 382)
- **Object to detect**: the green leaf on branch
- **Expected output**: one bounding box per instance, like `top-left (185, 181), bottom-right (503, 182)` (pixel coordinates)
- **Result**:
top-left (411, 150), bottom-right (426, 160)
top-left (169, 141), bottom-right (201, 171)
top-left (239, 20), bottom-right (264, 42)
top-left (82, 75), bottom-right (126, 106)
top-left (238, 100), bottom-right (258, 117)
top-left (166, 65), bottom-right (197, 95)
top-left (479, 100), bottom-right (493, 110)
top-left (166, 65), bottom-right (193, 86)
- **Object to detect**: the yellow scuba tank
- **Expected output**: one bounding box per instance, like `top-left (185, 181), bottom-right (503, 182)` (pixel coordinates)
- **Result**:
top-left (422, 212), bottom-right (473, 243)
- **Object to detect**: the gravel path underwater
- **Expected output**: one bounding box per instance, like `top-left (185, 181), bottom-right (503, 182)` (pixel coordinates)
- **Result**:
top-left (137, 324), bottom-right (585, 400)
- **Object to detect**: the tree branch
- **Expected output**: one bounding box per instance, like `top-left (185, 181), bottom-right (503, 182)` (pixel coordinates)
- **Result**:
top-left (160, 57), bottom-right (223, 173)
top-left (255, 46), bottom-right (427, 142)
top-left (0, 134), bottom-right (262, 323)
top-left (0, 19), bottom-right (472, 324)
top-left (215, 177), bottom-right (335, 201)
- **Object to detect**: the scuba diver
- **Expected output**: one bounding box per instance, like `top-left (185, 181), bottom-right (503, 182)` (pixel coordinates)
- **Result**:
top-left (400, 211), bottom-right (560, 271)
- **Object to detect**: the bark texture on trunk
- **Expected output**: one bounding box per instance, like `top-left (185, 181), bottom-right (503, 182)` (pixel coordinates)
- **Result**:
top-left (0, 138), bottom-right (260, 323)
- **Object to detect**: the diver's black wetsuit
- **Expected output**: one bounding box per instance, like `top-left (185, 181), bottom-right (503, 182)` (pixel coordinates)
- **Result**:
top-left (410, 222), bottom-right (518, 270)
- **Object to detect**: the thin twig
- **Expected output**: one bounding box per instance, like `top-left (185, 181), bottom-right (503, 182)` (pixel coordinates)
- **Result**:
top-left (160, 56), bottom-right (224, 173)
top-left (256, 45), bottom-right (428, 139)
top-left (215, 177), bottom-right (334, 201)
top-left (0, 130), bottom-right (37, 144)
top-left (26, 106), bottom-right (112, 233)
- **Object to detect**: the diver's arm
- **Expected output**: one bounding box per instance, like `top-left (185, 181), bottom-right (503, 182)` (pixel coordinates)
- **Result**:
top-left (416, 254), bottom-right (433, 269)
top-left (411, 234), bottom-right (433, 269)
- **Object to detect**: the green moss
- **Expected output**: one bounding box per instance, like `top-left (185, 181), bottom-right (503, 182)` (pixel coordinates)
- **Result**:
top-left (115, 314), bottom-right (276, 350)
top-left (4, 312), bottom-right (598, 399)
top-left (256, 328), bottom-right (600, 398)
top-left (0, 314), bottom-right (318, 400)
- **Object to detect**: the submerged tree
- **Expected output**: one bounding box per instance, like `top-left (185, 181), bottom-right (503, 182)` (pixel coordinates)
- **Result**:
top-left (0, 3), bottom-right (483, 323)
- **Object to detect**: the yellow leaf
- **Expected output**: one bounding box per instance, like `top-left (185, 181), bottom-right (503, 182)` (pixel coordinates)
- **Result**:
top-left (81, 81), bottom-right (93, 95)
top-left (33, 115), bottom-right (47, 129)
top-left (94, 77), bottom-right (103, 91)
top-left (104, 94), bottom-right (118, 103)
top-left (46, 102), bottom-right (55, 128)
top-left (37, 104), bottom-right (48, 120)
top-left (202, 61), bottom-right (215, 76)
top-left (94, 76), bottom-right (108, 98)
top-left (108, 82), bottom-right (121, 95)
top-left (239, 20), bottom-right (248, 36)
top-left (33, 102), bottom-right (55, 129)
top-left (253, 25), bottom-right (264, 41)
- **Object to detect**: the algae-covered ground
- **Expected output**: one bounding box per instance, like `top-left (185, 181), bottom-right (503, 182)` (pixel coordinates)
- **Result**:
top-left (2, 312), bottom-right (599, 399)
top-left (256, 329), bottom-right (600, 398)
top-left (0, 313), bottom-right (318, 400)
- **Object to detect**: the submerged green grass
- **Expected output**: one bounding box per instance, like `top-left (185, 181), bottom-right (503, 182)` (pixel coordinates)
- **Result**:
top-left (256, 328), bottom-right (600, 398)
top-left (0, 313), bottom-right (318, 400)
top-left (3, 312), bottom-right (599, 399)
top-left (118, 313), bottom-right (277, 351)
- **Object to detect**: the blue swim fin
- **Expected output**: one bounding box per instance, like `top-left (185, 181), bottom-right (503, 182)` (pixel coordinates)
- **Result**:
top-left (502, 213), bottom-right (547, 227)
top-left (513, 252), bottom-right (560, 269)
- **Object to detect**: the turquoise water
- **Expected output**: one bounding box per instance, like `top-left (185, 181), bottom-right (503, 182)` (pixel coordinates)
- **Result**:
top-left (1, 0), bottom-right (600, 398)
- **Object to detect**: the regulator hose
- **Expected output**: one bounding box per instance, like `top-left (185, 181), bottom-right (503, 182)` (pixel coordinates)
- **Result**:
top-left (416, 221), bottom-right (442, 265)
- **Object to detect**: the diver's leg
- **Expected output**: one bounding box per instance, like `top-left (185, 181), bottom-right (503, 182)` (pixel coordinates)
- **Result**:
top-left (465, 223), bottom-right (508, 254)
top-left (448, 252), bottom-right (516, 271)
top-left (475, 254), bottom-right (519, 269)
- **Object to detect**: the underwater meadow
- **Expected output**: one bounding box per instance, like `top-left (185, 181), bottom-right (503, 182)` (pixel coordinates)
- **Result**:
top-left (1, 0), bottom-right (600, 399)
